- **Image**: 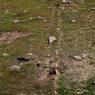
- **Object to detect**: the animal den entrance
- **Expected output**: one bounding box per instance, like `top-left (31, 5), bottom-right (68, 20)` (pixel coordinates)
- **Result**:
top-left (48, 68), bottom-right (56, 75)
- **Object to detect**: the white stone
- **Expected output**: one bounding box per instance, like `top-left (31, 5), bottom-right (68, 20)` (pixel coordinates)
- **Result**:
top-left (10, 65), bottom-right (21, 70)
top-left (71, 19), bottom-right (76, 23)
top-left (3, 53), bottom-right (9, 57)
top-left (29, 17), bottom-right (34, 20)
top-left (19, 93), bottom-right (26, 95)
top-left (48, 36), bottom-right (57, 44)
top-left (73, 55), bottom-right (82, 61)
top-left (62, 0), bottom-right (67, 3)
top-left (28, 53), bottom-right (33, 56)
top-left (13, 19), bottom-right (19, 23)
top-left (61, 7), bottom-right (64, 9)
top-left (38, 16), bottom-right (44, 19)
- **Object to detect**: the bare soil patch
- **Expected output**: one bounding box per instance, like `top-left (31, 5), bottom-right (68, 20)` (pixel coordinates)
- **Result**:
top-left (59, 56), bottom-right (95, 82)
top-left (0, 31), bottom-right (32, 44)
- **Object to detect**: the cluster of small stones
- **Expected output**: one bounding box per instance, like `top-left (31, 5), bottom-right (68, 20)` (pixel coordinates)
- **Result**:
top-left (0, 9), bottom-right (47, 23)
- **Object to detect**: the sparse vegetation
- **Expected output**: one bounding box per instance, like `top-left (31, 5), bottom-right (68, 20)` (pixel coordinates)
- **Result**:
top-left (0, 0), bottom-right (95, 95)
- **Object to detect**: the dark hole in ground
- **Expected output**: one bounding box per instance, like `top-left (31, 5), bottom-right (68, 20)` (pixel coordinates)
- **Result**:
top-left (36, 63), bottom-right (40, 67)
top-left (17, 56), bottom-right (30, 62)
top-left (49, 68), bottom-right (56, 75)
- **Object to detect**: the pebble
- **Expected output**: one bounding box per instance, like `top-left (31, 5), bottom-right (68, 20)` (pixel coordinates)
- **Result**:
top-left (23, 10), bottom-right (28, 13)
top-left (28, 53), bottom-right (33, 56)
top-left (55, 50), bottom-right (59, 55)
top-left (13, 19), bottom-right (20, 23)
top-left (62, 0), bottom-right (67, 3)
top-left (91, 7), bottom-right (95, 10)
top-left (93, 81), bottom-right (95, 84)
top-left (19, 93), bottom-right (26, 95)
top-left (29, 17), bottom-right (34, 20)
top-left (10, 65), bottom-right (21, 71)
top-left (77, 91), bottom-right (84, 95)
top-left (37, 16), bottom-right (44, 19)
top-left (61, 7), bottom-right (64, 10)
top-left (73, 55), bottom-right (82, 61)
top-left (62, 0), bottom-right (70, 3)
top-left (48, 36), bottom-right (57, 44)
top-left (2, 53), bottom-right (9, 57)
top-left (71, 19), bottom-right (76, 23)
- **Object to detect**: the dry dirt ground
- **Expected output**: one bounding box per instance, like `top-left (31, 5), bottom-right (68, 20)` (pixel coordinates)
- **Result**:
top-left (0, 0), bottom-right (95, 95)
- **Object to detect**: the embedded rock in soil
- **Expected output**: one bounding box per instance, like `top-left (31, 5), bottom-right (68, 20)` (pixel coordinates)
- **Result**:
top-left (48, 36), bottom-right (57, 44)
top-left (10, 65), bottom-right (21, 71)
top-left (73, 55), bottom-right (82, 61)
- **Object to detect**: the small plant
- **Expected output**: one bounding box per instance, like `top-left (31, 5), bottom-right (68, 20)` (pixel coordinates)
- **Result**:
top-left (58, 76), bottom-right (70, 95)
top-left (83, 76), bottom-right (95, 95)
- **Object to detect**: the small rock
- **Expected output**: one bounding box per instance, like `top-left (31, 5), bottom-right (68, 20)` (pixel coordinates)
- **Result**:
top-left (81, 53), bottom-right (88, 59)
top-left (62, 0), bottom-right (67, 3)
top-left (48, 36), bottom-right (57, 44)
top-left (29, 17), bottom-right (34, 20)
top-left (62, 0), bottom-right (71, 4)
top-left (93, 81), bottom-right (95, 84)
top-left (61, 6), bottom-right (64, 10)
top-left (57, 27), bottom-right (60, 31)
top-left (71, 19), bottom-right (76, 23)
top-left (23, 10), bottom-right (28, 13)
top-left (91, 7), bottom-right (95, 10)
top-left (77, 91), bottom-right (84, 95)
top-left (2, 53), bottom-right (9, 57)
top-left (55, 50), bottom-right (59, 55)
top-left (37, 16), bottom-right (44, 19)
top-left (38, 60), bottom-right (42, 63)
top-left (73, 55), bottom-right (82, 61)
top-left (19, 93), bottom-right (26, 95)
top-left (13, 19), bottom-right (19, 23)
top-left (10, 65), bottom-right (21, 71)
top-left (28, 53), bottom-right (33, 56)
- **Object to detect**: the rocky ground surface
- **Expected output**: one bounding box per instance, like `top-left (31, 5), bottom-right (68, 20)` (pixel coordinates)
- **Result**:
top-left (0, 0), bottom-right (95, 95)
